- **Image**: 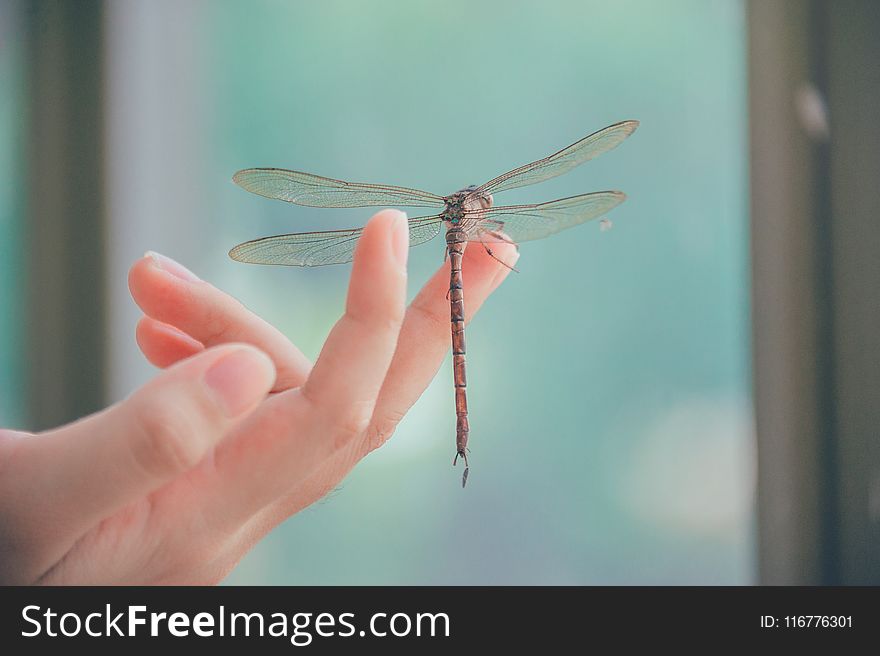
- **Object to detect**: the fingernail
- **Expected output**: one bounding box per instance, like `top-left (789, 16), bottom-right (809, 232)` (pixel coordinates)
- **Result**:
top-left (144, 251), bottom-right (201, 282)
top-left (203, 347), bottom-right (275, 418)
top-left (389, 211), bottom-right (409, 269)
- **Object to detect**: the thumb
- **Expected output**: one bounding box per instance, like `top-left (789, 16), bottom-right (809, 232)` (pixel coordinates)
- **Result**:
top-left (18, 344), bottom-right (276, 542)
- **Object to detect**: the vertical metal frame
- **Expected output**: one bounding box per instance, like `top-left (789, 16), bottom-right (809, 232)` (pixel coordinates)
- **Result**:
top-left (750, 0), bottom-right (880, 584)
top-left (824, 1), bottom-right (880, 585)
top-left (25, 0), bottom-right (107, 430)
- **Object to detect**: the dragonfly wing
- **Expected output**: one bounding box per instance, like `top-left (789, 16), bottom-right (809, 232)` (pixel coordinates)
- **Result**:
top-left (477, 120), bottom-right (639, 196)
top-left (407, 217), bottom-right (444, 248)
top-left (233, 168), bottom-right (445, 209)
top-left (229, 216), bottom-right (442, 267)
top-left (466, 191), bottom-right (626, 244)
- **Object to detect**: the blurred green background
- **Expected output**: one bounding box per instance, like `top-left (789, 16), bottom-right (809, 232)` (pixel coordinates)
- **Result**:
top-left (1, 0), bottom-right (753, 584)
top-left (0, 0), bottom-right (25, 427)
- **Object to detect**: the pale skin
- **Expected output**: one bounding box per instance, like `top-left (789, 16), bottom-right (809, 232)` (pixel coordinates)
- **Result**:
top-left (0, 210), bottom-right (517, 585)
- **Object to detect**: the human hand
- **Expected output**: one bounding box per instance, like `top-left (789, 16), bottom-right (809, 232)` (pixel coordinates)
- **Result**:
top-left (0, 210), bottom-right (517, 584)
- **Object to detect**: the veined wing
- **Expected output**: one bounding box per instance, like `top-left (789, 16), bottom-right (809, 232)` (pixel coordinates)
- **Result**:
top-left (477, 120), bottom-right (639, 196)
top-left (466, 191), bottom-right (626, 243)
top-left (233, 168), bottom-right (445, 209)
top-left (228, 215), bottom-right (442, 266)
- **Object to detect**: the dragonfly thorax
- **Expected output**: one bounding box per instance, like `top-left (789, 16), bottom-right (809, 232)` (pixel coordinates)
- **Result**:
top-left (441, 186), bottom-right (493, 226)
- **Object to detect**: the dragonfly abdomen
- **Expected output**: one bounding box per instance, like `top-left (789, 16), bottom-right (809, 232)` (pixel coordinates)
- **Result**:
top-left (446, 227), bottom-right (470, 486)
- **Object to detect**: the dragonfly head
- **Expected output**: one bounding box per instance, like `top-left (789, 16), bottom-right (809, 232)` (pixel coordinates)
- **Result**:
top-left (443, 187), bottom-right (493, 226)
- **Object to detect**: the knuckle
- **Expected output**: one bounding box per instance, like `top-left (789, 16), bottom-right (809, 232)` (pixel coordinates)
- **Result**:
top-left (347, 304), bottom-right (405, 336)
top-left (383, 311), bottom-right (406, 333)
top-left (200, 304), bottom-right (234, 344)
top-left (331, 407), bottom-right (373, 451)
top-left (363, 410), bottom-right (404, 454)
top-left (363, 426), bottom-right (385, 454)
top-left (131, 397), bottom-right (204, 477)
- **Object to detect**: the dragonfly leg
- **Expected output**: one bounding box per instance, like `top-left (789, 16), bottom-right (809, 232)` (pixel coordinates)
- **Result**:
top-left (443, 248), bottom-right (452, 300)
top-left (453, 450), bottom-right (470, 488)
top-left (482, 225), bottom-right (518, 248)
top-left (480, 237), bottom-right (520, 273)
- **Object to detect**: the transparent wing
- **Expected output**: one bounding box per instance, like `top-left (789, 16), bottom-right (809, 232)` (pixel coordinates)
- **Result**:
top-left (233, 168), bottom-right (445, 208)
top-left (465, 191), bottom-right (626, 244)
top-left (229, 216), bottom-right (442, 267)
top-left (477, 120), bottom-right (639, 196)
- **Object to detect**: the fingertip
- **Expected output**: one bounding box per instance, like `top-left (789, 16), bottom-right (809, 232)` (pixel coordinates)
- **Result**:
top-left (366, 208), bottom-right (408, 228)
top-left (357, 209), bottom-right (409, 271)
top-left (488, 242), bottom-right (520, 289)
top-left (129, 252), bottom-right (203, 315)
top-left (136, 316), bottom-right (205, 368)
top-left (135, 315), bottom-right (153, 353)
top-left (462, 239), bottom-right (519, 280)
top-left (348, 209), bottom-right (409, 320)
top-left (389, 211), bottom-right (409, 270)
top-left (128, 253), bottom-right (176, 313)
top-left (490, 240), bottom-right (519, 264)
top-left (128, 254), bottom-right (151, 297)
top-left (143, 250), bottom-right (201, 281)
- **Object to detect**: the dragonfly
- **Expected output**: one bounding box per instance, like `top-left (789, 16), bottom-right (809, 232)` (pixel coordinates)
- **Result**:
top-left (229, 119), bottom-right (639, 487)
